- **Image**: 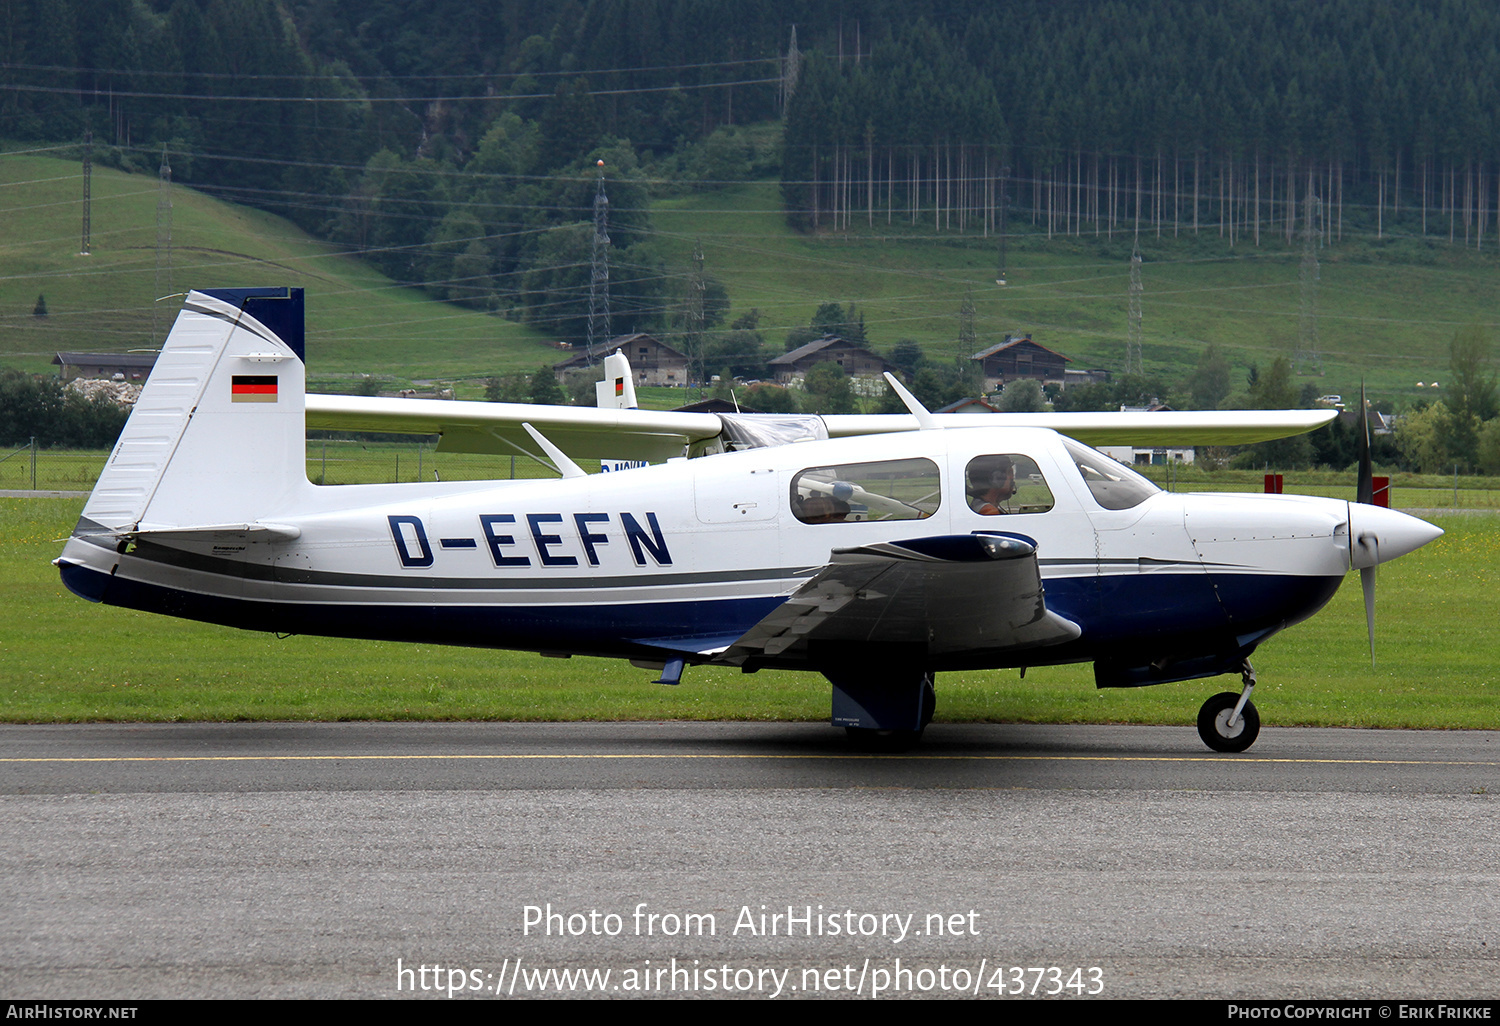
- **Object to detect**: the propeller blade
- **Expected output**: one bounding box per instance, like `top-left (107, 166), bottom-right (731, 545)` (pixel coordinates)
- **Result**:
top-left (1356, 381), bottom-right (1374, 506)
top-left (1361, 564), bottom-right (1377, 667)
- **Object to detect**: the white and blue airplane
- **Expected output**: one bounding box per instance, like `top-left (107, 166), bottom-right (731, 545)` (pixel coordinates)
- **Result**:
top-left (55, 288), bottom-right (1443, 751)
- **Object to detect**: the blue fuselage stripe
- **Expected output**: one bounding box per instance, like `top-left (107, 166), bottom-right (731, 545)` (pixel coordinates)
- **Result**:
top-left (59, 562), bottom-right (1344, 667)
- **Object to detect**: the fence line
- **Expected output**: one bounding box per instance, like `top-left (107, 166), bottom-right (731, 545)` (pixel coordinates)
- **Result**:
top-left (9, 442), bottom-right (1500, 508)
top-left (307, 439), bottom-right (586, 485)
top-left (0, 441), bottom-right (587, 491)
top-left (0, 439), bottom-right (38, 490)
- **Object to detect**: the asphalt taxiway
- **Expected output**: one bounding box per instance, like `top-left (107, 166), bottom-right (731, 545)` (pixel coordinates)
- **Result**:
top-left (2, 722), bottom-right (1496, 999)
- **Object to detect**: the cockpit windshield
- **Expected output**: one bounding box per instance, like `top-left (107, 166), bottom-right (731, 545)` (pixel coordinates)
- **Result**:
top-left (1063, 439), bottom-right (1160, 510)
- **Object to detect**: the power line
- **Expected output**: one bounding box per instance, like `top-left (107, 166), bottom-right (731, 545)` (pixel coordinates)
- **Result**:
top-left (153, 144), bottom-right (172, 343)
top-left (80, 130), bottom-right (91, 257)
top-left (587, 162), bottom-right (611, 355)
top-left (0, 56), bottom-right (780, 82)
top-left (2, 76), bottom-right (780, 105)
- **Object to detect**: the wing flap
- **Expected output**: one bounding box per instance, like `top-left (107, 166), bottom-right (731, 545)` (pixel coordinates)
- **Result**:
top-left (624, 632), bottom-right (747, 657)
top-left (437, 423), bottom-right (697, 464)
top-left (722, 533), bottom-right (1080, 665)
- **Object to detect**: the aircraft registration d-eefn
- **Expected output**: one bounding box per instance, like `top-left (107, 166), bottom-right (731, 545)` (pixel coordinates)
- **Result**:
top-left (56, 288), bottom-right (1443, 751)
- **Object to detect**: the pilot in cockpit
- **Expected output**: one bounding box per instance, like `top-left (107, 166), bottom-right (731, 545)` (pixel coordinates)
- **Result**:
top-left (966, 454), bottom-right (1016, 515)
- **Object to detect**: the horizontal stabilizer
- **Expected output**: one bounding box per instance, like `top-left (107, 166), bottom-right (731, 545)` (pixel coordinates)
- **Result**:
top-left (125, 522), bottom-right (302, 542)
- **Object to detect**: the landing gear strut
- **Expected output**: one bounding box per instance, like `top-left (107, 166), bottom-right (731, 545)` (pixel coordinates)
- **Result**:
top-left (1196, 660), bottom-right (1260, 753)
top-left (825, 660), bottom-right (935, 752)
top-left (842, 675), bottom-right (935, 751)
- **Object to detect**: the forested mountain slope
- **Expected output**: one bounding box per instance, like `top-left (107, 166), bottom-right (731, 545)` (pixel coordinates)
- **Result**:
top-left (3, 0), bottom-right (1498, 395)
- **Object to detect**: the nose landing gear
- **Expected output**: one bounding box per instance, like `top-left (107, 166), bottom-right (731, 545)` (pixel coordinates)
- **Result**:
top-left (1197, 660), bottom-right (1260, 753)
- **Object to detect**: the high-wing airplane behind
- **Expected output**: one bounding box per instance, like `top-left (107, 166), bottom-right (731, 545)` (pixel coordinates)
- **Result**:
top-left (55, 289), bottom-right (1443, 751)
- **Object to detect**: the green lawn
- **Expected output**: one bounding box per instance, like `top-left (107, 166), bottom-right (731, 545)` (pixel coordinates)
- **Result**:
top-left (5, 496), bottom-right (1493, 729)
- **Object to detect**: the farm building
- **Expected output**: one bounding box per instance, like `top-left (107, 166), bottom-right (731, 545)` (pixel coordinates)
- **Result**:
top-left (52, 352), bottom-right (158, 383)
top-left (969, 335), bottom-right (1071, 390)
top-left (554, 333), bottom-right (690, 387)
top-left (767, 335), bottom-right (895, 384)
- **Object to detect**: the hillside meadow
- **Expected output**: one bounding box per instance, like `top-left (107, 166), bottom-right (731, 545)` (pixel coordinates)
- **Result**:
top-left (652, 182), bottom-right (1500, 405)
top-left (6, 151), bottom-right (1500, 413)
top-left (0, 152), bottom-right (560, 385)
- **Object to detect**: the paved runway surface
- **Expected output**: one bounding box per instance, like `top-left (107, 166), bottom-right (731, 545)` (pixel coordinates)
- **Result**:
top-left (2, 722), bottom-right (1497, 1000)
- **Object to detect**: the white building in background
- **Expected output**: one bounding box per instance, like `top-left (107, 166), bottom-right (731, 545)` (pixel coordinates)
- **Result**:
top-left (1098, 444), bottom-right (1196, 466)
top-left (1099, 402), bottom-right (1196, 466)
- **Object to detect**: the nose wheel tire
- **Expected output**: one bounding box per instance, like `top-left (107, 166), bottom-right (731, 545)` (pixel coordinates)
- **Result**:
top-left (1197, 691), bottom-right (1260, 753)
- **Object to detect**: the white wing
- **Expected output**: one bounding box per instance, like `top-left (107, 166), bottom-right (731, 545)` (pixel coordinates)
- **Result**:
top-left (306, 394), bottom-right (1334, 459)
top-left (821, 409), bottom-right (1337, 446)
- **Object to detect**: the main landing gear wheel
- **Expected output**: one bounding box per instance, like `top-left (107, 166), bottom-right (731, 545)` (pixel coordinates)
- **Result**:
top-left (1197, 691), bottom-right (1260, 753)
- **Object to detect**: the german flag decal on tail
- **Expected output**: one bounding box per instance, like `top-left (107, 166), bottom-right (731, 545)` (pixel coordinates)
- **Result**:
top-left (231, 375), bottom-right (278, 402)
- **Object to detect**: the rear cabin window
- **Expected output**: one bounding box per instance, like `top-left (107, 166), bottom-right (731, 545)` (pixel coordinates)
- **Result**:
top-left (964, 454), bottom-right (1055, 515)
top-left (791, 458), bottom-right (941, 524)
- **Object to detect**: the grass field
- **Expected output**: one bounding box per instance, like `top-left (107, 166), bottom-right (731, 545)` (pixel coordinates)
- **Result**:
top-left (650, 182), bottom-right (1500, 404)
top-left (0, 442), bottom-right (588, 490)
top-left (5, 496), bottom-right (1494, 729)
top-left (4, 152), bottom-right (1497, 730)
top-left (7, 150), bottom-right (1500, 410)
top-left (8, 441), bottom-right (1500, 504)
top-left (0, 151), bottom-right (559, 381)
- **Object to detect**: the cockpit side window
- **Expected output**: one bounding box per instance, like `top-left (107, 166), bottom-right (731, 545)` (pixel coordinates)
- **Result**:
top-left (1063, 439), bottom-right (1160, 510)
top-left (964, 454), bottom-right (1054, 515)
top-left (791, 458), bottom-right (941, 524)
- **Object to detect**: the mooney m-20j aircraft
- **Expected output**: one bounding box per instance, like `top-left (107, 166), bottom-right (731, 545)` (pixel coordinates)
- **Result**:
top-left (56, 289), bottom-right (1443, 751)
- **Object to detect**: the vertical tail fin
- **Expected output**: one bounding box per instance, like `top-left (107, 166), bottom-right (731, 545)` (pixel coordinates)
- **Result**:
top-left (79, 288), bottom-right (308, 534)
top-left (594, 349), bottom-right (638, 410)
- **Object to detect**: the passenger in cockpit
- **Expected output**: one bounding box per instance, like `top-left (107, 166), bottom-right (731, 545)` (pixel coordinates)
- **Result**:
top-left (796, 495), bottom-right (851, 524)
